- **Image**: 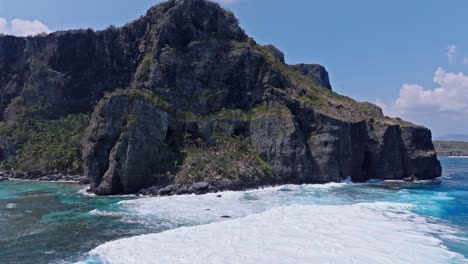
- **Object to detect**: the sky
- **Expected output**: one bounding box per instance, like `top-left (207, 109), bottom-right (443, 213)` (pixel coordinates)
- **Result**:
top-left (0, 0), bottom-right (467, 137)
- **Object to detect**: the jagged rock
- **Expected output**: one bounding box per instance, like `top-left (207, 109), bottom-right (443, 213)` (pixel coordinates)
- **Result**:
top-left (79, 176), bottom-right (90, 185)
top-left (250, 106), bottom-right (314, 183)
top-left (400, 126), bottom-right (442, 179)
top-left (290, 64), bottom-right (332, 90)
top-left (82, 90), bottom-right (177, 195)
top-left (303, 114), bottom-right (366, 182)
top-left (159, 185), bottom-right (176, 196)
top-left (262, 44), bottom-right (285, 63)
top-left (192, 181), bottom-right (209, 191)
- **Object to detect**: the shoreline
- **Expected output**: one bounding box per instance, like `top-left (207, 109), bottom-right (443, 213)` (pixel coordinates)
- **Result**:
top-left (0, 172), bottom-right (85, 184)
top-left (6, 178), bottom-right (82, 184)
top-left (0, 176), bottom-right (443, 197)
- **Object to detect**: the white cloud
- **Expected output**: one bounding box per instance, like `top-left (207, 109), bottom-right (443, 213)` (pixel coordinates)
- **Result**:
top-left (394, 67), bottom-right (468, 112)
top-left (447, 44), bottom-right (457, 64)
top-left (377, 67), bottom-right (468, 136)
top-left (381, 67), bottom-right (468, 118)
top-left (0, 17), bottom-right (50, 37)
top-left (0, 18), bottom-right (7, 33)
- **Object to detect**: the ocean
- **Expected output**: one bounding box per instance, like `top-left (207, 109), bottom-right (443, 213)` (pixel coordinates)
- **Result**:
top-left (0, 156), bottom-right (467, 263)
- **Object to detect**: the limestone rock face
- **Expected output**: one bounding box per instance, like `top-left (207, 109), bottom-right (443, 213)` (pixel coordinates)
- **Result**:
top-left (250, 107), bottom-right (314, 183)
top-left (304, 114), bottom-right (366, 183)
top-left (400, 126), bottom-right (442, 179)
top-left (82, 91), bottom-right (175, 194)
top-left (0, 30), bottom-right (134, 120)
top-left (0, 0), bottom-right (441, 194)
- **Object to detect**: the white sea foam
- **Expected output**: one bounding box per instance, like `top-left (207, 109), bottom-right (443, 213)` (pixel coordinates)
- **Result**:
top-left (105, 183), bottom-right (350, 228)
top-left (5, 203), bottom-right (16, 209)
top-left (78, 185), bottom-right (138, 198)
top-left (78, 185), bottom-right (95, 196)
top-left (90, 202), bottom-right (467, 264)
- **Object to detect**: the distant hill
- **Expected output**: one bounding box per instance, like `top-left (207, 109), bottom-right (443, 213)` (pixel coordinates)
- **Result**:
top-left (434, 141), bottom-right (468, 156)
top-left (435, 134), bottom-right (468, 142)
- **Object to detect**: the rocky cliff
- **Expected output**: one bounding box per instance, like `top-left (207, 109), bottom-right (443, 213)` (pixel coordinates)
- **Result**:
top-left (0, 0), bottom-right (441, 194)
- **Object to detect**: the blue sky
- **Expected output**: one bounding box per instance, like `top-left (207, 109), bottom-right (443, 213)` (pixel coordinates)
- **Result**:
top-left (1, 0), bottom-right (467, 137)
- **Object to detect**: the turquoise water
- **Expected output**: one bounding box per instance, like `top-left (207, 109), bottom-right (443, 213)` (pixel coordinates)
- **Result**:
top-left (0, 182), bottom-right (139, 263)
top-left (0, 156), bottom-right (467, 263)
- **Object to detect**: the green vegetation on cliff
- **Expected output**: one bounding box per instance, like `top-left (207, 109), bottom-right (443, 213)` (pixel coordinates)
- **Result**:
top-left (133, 52), bottom-right (154, 86)
top-left (105, 88), bottom-right (173, 113)
top-left (255, 45), bottom-right (412, 126)
top-left (0, 114), bottom-right (89, 174)
top-left (176, 104), bottom-right (288, 122)
top-left (175, 133), bottom-right (275, 188)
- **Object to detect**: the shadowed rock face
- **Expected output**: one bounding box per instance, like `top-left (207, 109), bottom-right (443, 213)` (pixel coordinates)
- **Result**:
top-left (0, 0), bottom-right (441, 195)
top-left (250, 107), bottom-right (314, 183)
top-left (82, 93), bottom-right (177, 194)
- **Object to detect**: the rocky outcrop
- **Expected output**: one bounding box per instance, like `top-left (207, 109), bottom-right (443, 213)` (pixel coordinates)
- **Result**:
top-left (262, 44), bottom-right (285, 63)
top-left (290, 64), bottom-right (332, 90)
top-left (0, 0), bottom-right (441, 195)
top-left (400, 126), bottom-right (442, 179)
top-left (82, 90), bottom-right (178, 194)
top-left (0, 171), bottom-right (85, 182)
top-left (82, 94), bottom-right (441, 195)
top-left (250, 107), bottom-right (314, 183)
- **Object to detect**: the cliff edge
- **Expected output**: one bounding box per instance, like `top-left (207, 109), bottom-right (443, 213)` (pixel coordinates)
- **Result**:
top-left (0, 0), bottom-right (441, 194)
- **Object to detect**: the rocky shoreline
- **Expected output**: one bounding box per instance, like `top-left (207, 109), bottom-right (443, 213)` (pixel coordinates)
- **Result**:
top-left (0, 171), bottom-right (87, 183)
top-left (136, 181), bottom-right (272, 196)
top-left (0, 173), bottom-right (426, 197)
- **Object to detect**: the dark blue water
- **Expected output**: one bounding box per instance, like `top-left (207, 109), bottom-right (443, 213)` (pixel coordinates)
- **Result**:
top-left (0, 156), bottom-right (467, 263)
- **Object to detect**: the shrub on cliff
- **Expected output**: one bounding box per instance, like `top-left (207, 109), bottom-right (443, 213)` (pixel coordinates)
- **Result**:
top-left (1, 114), bottom-right (89, 174)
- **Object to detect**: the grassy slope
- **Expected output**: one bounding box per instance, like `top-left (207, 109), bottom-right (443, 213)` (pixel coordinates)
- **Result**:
top-left (255, 44), bottom-right (418, 127)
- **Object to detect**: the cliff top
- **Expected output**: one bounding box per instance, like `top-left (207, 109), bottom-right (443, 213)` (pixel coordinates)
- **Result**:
top-left (0, 0), bottom-right (420, 129)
